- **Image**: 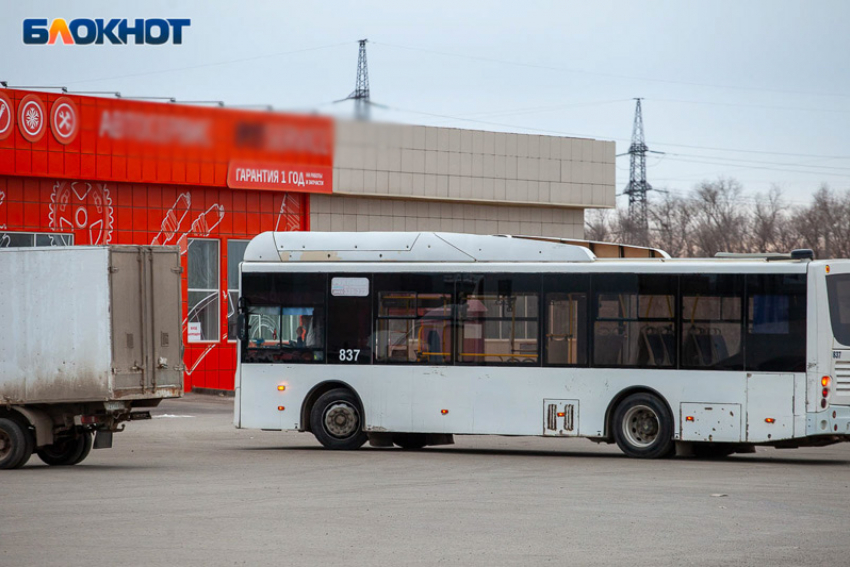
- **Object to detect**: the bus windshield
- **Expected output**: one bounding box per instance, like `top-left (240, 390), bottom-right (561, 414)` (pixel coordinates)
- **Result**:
top-left (827, 274), bottom-right (850, 346)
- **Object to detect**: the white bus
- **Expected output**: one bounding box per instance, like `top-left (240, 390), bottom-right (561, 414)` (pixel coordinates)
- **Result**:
top-left (233, 232), bottom-right (850, 458)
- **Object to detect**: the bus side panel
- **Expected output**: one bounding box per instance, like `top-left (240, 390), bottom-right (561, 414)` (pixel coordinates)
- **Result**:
top-left (746, 373), bottom-right (795, 442)
top-left (238, 365), bottom-right (305, 431)
top-left (362, 367), bottom-right (414, 433)
top-left (239, 364), bottom-right (805, 445)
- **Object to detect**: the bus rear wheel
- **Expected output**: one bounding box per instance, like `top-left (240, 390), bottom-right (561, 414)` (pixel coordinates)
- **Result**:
top-left (613, 393), bottom-right (675, 459)
top-left (37, 431), bottom-right (93, 466)
top-left (310, 389), bottom-right (367, 451)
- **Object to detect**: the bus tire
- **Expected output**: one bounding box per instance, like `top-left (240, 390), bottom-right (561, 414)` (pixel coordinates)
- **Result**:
top-left (310, 388), bottom-right (368, 451)
top-left (0, 417), bottom-right (33, 470)
top-left (37, 431), bottom-right (93, 466)
top-left (613, 393), bottom-right (675, 459)
top-left (394, 433), bottom-right (427, 450)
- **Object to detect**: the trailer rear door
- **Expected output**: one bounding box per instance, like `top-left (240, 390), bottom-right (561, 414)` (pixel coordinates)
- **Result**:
top-left (110, 246), bottom-right (182, 396)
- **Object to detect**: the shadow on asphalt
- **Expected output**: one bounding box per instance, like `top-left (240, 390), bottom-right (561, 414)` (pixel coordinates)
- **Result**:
top-left (235, 444), bottom-right (850, 465)
top-left (16, 464), bottom-right (170, 472)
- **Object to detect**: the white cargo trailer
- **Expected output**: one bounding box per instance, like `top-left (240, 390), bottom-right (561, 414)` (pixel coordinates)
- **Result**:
top-left (0, 245), bottom-right (184, 469)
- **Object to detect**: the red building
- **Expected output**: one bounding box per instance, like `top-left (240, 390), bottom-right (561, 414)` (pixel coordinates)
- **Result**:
top-left (0, 88), bottom-right (333, 392)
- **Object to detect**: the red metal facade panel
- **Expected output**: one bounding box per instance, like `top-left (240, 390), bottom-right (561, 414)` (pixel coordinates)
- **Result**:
top-left (0, 88), bottom-right (334, 190)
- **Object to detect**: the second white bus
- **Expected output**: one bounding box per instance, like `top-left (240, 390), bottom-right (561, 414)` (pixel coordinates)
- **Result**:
top-left (233, 232), bottom-right (850, 459)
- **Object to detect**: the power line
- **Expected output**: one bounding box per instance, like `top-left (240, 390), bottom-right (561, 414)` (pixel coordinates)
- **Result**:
top-left (659, 156), bottom-right (850, 179)
top-left (375, 102), bottom-right (850, 163)
top-left (661, 152), bottom-right (850, 172)
top-left (61, 42), bottom-right (352, 86)
top-left (374, 41), bottom-right (850, 100)
top-left (646, 97), bottom-right (850, 116)
top-left (456, 99), bottom-right (631, 119)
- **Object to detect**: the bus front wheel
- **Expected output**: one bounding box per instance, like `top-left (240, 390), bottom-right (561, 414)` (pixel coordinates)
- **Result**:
top-left (613, 393), bottom-right (675, 459)
top-left (310, 388), bottom-right (368, 451)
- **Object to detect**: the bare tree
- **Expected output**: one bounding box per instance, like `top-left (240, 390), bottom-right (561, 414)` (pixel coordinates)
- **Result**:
top-left (648, 191), bottom-right (693, 257)
top-left (749, 186), bottom-right (786, 253)
top-left (582, 177), bottom-right (850, 258)
top-left (584, 208), bottom-right (612, 242)
top-left (794, 185), bottom-right (836, 258)
top-left (687, 178), bottom-right (748, 256)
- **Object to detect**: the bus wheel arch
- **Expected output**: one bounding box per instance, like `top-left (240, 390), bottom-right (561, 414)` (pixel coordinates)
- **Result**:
top-left (301, 381), bottom-right (365, 433)
top-left (605, 386), bottom-right (675, 459)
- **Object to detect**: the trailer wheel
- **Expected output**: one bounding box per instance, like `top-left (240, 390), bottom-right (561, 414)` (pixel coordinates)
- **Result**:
top-left (394, 433), bottom-right (427, 450)
top-left (0, 418), bottom-right (33, 470)
top-left (613, 393), bottom-right (675, 459)
top-left (310, 388), bottom-right (367, 450)
top-left (37, 431), bottom-right (93, 466)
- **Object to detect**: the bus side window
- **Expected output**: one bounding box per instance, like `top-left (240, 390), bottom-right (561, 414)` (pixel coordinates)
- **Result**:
top-left (591, 274), bottom-right (677, 368)
top-left (457, 274), bottom-right (541, 366)
top-left (543, 274), bottom-right (589, 366)
top-left (680, 274), bottom-right (744, 370)
top-left (374, 273), bottom-right (455, 364)
top-left (746, 274), bottom-right (806, 372)
top-left (240, 272), bottom-right (327, 364)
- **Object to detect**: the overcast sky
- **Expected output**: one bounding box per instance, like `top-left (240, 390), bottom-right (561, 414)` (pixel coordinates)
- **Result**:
top-left (4, 0), bottom-right (849, 206)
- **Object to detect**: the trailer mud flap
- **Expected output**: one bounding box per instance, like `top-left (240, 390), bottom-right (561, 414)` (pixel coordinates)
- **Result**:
top-left (94, 431), bottom-right (113, 450)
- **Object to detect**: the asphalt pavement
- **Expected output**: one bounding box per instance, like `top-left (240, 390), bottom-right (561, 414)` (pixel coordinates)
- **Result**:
top-left (1, 393), bottom-right (849, 567)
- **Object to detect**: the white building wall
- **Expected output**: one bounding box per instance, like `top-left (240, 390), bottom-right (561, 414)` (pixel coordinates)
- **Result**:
top-left (310, 194), bottom-right (585, 238)
top-left (312, 121), bottom-right (615, 239)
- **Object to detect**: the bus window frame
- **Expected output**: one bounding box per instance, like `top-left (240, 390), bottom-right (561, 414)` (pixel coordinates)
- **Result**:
top-left (542, 273), bottom-right (590, 368)
top-left (455, 273), bottom-right (543, 367)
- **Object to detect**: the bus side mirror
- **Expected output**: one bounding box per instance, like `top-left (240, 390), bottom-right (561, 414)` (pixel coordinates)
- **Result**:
top-left (237, 313), bottom-right (246, 341)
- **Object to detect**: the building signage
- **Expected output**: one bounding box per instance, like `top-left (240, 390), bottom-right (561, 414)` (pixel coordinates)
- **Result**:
top-left (226, 161), bottom-right (332, 193)
top-left (0, 88), bottom-right (335, 193)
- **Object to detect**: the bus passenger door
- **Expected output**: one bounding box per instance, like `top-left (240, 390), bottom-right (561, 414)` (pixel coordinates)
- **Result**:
top-left (747, 373), bottom-right (795, 442)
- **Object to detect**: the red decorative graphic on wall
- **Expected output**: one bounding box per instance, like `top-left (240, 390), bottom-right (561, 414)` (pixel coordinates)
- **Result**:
top-left (0, 92), bottom-right (13, 141)
top-left (151, 192), bottom-right (225, 255)
top-left (17, 94), bottom-right (47, 143)
top-left (275, 193), bottom-right (302, 232)
top-left (49, 181), bottom-right (114, 244)
top-left (50, 96), bottom-right (80, 145)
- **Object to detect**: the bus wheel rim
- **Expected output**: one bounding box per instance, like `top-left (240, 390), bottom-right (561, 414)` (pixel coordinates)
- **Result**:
top-left (323, 402), bottom-right (360, 438)
top-left (0, 430), bottom-right (11, 460)
top-left (622, 404), bottom-right (660, 448)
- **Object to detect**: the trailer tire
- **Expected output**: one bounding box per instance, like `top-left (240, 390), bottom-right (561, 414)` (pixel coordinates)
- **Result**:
top-left (37, 431), bottom-right (93, 466)
top-left (0, 418), bottom-right (33, 470)
top-left (613, 393), bottom-right (675, 459)
top-left (310, 388), bottom-right (367, 450)
top-left (71, 432), bottom-right (94, 465)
